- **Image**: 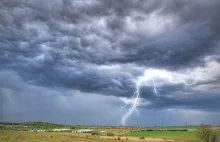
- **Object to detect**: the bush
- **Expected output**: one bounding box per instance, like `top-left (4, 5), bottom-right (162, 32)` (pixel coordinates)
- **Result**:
top-left (0, 126), bottom-right (7, 130)
top-left (107, 132), bottom-right (114, 136)
top-left (91, 131), bottom-right (99, 135)
top-left (4, 136), bottom-right (10, 140)
top-left (139, 137), bottom-right (145, 139)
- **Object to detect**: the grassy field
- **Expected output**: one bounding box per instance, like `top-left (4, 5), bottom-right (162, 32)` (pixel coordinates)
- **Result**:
top-left (1, 130), bottom-right (220, 142)
top-left (123, 131), bottom-right (220, 142)
top-left (0, 130), bottom-right (192, 142)
top-left (151, 126), bottom-right (199, 130)
top-left (0, 130), bottom-right (119, 142)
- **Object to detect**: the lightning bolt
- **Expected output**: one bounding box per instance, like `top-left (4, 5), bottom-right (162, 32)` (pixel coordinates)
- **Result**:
top-left (121, 69), bottom-right (197, 125)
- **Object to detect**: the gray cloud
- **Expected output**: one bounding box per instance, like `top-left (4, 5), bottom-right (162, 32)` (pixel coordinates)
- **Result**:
top-left (0, 70), bottom-right (123, 125)
top-left (1, 70), bottom-right (220, 126)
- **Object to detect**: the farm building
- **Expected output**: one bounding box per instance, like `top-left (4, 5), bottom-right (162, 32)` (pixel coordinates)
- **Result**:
top-left (52, 129), bottom-right (70, 132)
top-left (74, 129), bottom-right (93, 133)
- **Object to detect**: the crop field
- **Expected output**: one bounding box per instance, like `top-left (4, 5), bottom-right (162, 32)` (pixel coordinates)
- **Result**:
top-left (123, 131), bottom-right (220, 142)
top-left (150, 126), bottom-right (199, 130)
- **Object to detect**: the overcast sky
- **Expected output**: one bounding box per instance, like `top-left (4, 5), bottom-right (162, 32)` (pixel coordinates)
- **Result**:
top-left (0, 0), bottom-right (220, 126)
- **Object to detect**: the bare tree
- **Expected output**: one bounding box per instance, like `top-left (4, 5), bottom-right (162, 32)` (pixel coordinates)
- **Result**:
top-left (197, 124), bottom-right (217, 142)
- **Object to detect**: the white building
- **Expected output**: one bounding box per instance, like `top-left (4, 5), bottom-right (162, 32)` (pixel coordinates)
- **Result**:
top-left (76, 129), bottom-right (93, 133)
top-left (52, 128), bottom-right (70, 132)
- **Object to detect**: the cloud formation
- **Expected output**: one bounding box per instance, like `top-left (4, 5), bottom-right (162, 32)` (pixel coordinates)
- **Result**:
top-left (0, 0), bottom-right (220, 125)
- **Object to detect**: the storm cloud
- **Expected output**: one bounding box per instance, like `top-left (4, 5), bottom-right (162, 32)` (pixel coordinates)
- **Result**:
top-left (0, 0), bottom-right (220, 125)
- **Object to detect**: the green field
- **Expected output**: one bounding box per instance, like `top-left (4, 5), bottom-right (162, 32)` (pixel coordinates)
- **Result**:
top-left (123, 131), bottom-right (220, 142)
top-left (151, 126), bottom-right (199, 130)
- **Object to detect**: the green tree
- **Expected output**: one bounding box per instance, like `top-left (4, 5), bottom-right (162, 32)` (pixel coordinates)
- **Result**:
top-left (197, 124), bottom-right (217, 142)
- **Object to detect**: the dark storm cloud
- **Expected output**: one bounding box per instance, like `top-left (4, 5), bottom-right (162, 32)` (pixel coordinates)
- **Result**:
top-left (140, 91), bottom-right (220, 111)
top-left (0, 0), bottom-right (220, 122)
top-left (0, 70), bottom-right (123, 125)
top-left (1, 0), bottom-right (219, 67)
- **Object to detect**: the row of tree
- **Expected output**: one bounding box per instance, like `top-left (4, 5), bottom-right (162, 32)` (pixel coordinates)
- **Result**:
top-left (22, 122), bottom-right (65, 129)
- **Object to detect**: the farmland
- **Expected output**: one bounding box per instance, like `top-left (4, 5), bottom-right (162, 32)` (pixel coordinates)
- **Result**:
top-left (1, 122), bottom-right (220, 142)
top-left (123, 131), bottom-right (220, 141)
top-left (1, 130), bottom-right (220, 142)
top-left (0, 130), bottom-right (116, 142)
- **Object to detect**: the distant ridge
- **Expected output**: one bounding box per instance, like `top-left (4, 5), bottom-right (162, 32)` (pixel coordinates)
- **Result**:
top-left (0, 122), bottom-right (20, 125)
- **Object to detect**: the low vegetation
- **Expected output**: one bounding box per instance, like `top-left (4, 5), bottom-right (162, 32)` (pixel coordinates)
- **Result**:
top-left (139, 136), bottom-right (145, 139)
top-left (91, 131), bottom-right (99, 135)
top-left (107, 132), bottom-right (114, 136)
top-left (0, 122), bottom-right (220, 142)
top-left (0, 130), bottom-right (118, 142)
